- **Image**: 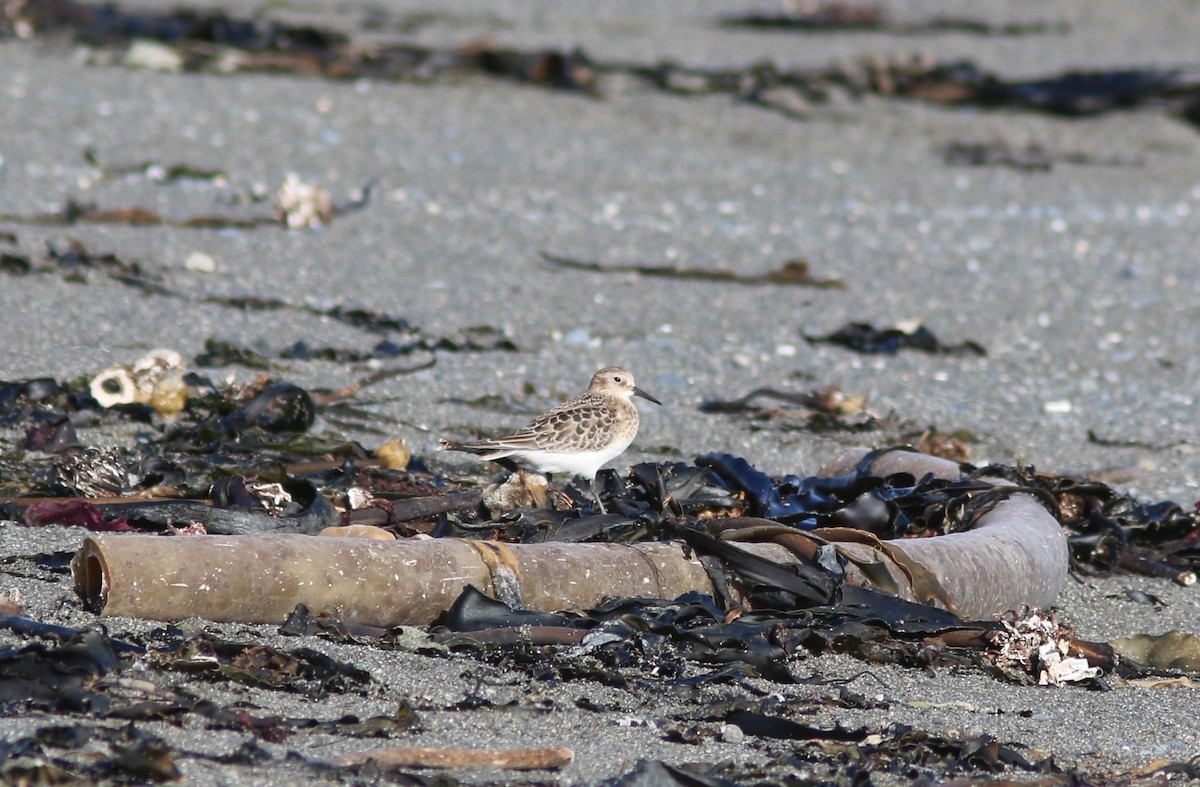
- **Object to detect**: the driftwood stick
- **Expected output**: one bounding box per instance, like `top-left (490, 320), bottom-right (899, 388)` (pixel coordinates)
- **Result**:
top-left (379, 491), bottom-right (483, 523)
top-left (334, 745), bottom-right (574, 770)
top-left (1118, 551), bottom-right (1197, 587)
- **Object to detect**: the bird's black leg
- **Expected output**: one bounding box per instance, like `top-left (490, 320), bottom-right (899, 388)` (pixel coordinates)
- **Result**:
top-left (590, 476), bottom-right (607, 514)
top-left (493, 457), bottom-right (523, 474)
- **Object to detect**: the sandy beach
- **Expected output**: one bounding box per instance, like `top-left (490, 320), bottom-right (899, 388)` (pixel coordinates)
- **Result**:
top-left (1, 1), bottom-right (1199, 782)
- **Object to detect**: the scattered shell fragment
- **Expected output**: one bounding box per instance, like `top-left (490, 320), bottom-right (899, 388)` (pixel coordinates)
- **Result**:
top-left (37, 447), bottom-right (134, 497)
top-left (344, 487), bottom-right (374, 510)
top-left (987, 608), bottom-right (1101, 686)
top-left (167, 522), bottom-right (209, 536)
top-left (275, 173), bottom-right (334, 229)
top-left (0, 588), bottom-right (23, 616)
top-left (245, 482), bottom-right (291, 516)
top-left (123, 39), bottom-right (184, 72)
top-left (483, 472), bottom-right (549, 514)
top-left (376, 438), bottom-right (411, 470)
top-left (90, 349), bottom-right (188, 415)
top-left (1037, 643), bottom-right (1098, 686)
top-left (184, 251), bottom-right (217, 273)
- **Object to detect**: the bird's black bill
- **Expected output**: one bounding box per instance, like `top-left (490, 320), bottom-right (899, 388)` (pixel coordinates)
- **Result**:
top-left (633, 386), bottom-right (662, 405)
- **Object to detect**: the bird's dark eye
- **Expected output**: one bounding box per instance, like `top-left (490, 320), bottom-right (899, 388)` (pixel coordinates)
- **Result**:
top-left (613, 375), bottom-right (623, 383)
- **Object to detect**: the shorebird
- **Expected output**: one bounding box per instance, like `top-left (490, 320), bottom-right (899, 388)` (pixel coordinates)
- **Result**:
top-left (438, 367), bottom-right (661, 513)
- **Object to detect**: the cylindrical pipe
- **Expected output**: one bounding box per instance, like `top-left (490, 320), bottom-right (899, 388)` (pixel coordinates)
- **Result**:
top-left (72, 534), bottom-right (714, 627)
top-left (825, 494), bottom-right (1068, 617)
top-left (812, 448), bottom-right (1068, 617)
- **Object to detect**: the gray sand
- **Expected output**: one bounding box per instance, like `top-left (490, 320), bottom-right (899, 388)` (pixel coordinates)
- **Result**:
top-left (1, 1), bottom-right (1199, 782)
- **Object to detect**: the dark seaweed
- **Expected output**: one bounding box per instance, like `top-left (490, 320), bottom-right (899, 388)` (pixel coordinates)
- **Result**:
top-left (807, 322), bottom-right (986, 356)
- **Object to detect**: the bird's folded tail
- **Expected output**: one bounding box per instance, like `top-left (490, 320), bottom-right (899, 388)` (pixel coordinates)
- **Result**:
top-left (438, 438), bottom-right (518, 461)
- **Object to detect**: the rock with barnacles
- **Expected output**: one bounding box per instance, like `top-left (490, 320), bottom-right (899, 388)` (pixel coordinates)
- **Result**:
top-left (987, 608), bottom-right (1101, 686)
top-left (34, 446), bottom-right (136, 498)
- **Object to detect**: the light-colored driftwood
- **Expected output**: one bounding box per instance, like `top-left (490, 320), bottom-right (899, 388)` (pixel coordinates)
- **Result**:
top-left (333, 746), bottom-right (574, 770)
top-left (71, 534), bottom-right (714, 627)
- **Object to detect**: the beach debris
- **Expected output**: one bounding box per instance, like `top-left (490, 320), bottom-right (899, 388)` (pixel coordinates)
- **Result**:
top-left (0, 588), bottom-right (23, 615)
top-left (0, 613), bottom-right (419, 781)
top-left (0, 198), bottom-right (275, 229)
top-left (987, 608), bottom-right (1102, 686)
top-left (30, 447), bottom-right (137, 499)
top-left (275, 173), bottom-right (334, 229)
top-left (1, 435), bottom-right (1197, 784)
top-left (84, 147), bottom-right (227, 184)
top-left (374, 438), bottom-right (411, 470)
top-left (699, 385), bottom-right (877, 432)
top-left (7, 1), bottom-right (1196, 131)
top-left (89, 348), bottom-right (188, 415)
top-left (4, 356), bottom-right (1197, 606)
top-left (1110, 630), bottom-right (1200, 672)
top-left (907, 426), bottom-right (975, 462)
top-left (542, 252), bottom-right (846, 289)
top-left (482, 471), bottom-right (550, 514)
top-left (73, 535), bottom-right (717, 626)
top-left (0, 241), bottom-right (515, 373)
top-left (67, 450), bottom-right (1071, 625)
top-left (22, 411), bottom-right (79, 452)
top-left (150, 629), bottom-right (373, 694)
top-left (0, 179), bottom-right (373, 230)
top-left (3, 361), bottom-right (1200, 787)
top-left (806, 321), bottom-right (987, 355)
top-left (183, 251), bottom-right (217, 272)
top-left (0, 617), bottom-right (130, 710)
top-left (940, 139), bottom-right (1141, 172)
top-left (333, 745), bottom-right (574, 770)
top-left (1087, 428), bottom-right (1188, 451)
top-left (0, 237), bottom-right (165, 289)
top-left (719, 4), bottom-right (1068, 37)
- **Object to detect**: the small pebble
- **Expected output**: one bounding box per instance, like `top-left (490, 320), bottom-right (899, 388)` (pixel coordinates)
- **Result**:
top-left (721, 723), bottom-right (745, 743)
top-left (184, 252), bottom-right (217, 273)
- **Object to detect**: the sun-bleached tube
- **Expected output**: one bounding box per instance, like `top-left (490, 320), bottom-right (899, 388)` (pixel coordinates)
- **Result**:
top-left (818, 494), bottom-right (1068, 617)
top-left (71, 534), bottom-right (714, 627)
top-left (809, 446), bottom-right (1068, 616)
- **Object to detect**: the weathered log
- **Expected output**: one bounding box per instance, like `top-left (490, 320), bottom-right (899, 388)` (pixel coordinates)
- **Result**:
top-left (71, 534), bottom-right (714, 627)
